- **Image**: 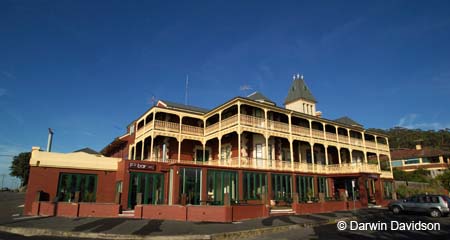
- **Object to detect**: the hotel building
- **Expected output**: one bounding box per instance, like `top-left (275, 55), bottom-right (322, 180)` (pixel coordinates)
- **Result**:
top-left (24, 75), bottom-right (394, 222)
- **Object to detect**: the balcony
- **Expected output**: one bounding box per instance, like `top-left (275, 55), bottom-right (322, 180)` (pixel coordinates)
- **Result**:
top-left (267, 119), bottom-right (289, 133)
top-left (163, 158), bottom-right (384, 175)
top-left (221, 115), bottom-right (238, 129)
top-left (381, 170), bottom-right (393, 179)
top-left (311, 129), bottom-right (324, 139)
top-left (365, 141), bottom-right (377, 149)
top-left (338, 134), bottom-right (349, 143)
top-left (350, 137), bottom-right (363, 147)
top-left (325, 132), bottom-right (337, 141)
top-left (205, 122), bottom-right (219, 135)
top-left (291, 125), bottom-right (310, 137)
top-left (181, 124), bottom-right (203, 136)
top-left (154, 120), bottom-right (179, 133)
top-left (240, 115), bottom-right (265, 129)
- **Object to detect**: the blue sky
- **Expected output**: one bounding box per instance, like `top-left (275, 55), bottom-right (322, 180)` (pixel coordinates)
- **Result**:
top-left (1, 1), bottom-right (450, 187)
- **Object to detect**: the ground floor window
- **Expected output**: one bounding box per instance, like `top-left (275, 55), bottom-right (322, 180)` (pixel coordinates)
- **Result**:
top-left (57, 173), bottom-right (97, 202)
top-left (128, 172), bottom-right (164, 209)
top-left (297, 175), bottom-right (314, 202)
top-left (179, 168), bottom-right (201, 205)
top-left (243, 172), bottom-right (267, 200)
top-left (272, 174), bottom-right (292, 201)
top-left (383, 181), bottom-right (393, 200)
top-left (207, 170), bottom-right (238, 205)
top-left (317, 176), bottom-right (329, 198)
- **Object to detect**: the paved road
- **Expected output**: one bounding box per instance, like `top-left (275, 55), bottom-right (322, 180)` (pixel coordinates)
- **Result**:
top-left (248, 212), bottom-right (450, 240)
top-left (0, 192), bottom-right (26, 225)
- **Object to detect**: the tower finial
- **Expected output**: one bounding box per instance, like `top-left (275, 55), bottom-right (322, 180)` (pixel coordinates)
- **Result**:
top-left (300, 74), bottom-right (304, 80)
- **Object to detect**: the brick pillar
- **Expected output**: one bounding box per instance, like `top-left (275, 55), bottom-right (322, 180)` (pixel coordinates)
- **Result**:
top-left (313, 175), bottom-right (319, 200)
top-left (375, 178), bottom-right (383, 205)
top-left (201, 167), bottom-right (208, 203)
top-left (267, 172), bottom-right (273, 205)
top-left (171, 166), bottom-right (179, 205)
top-left (358, 175), bottom-right (368, 208)
top-left (238, 170), bottom-right (244, 201)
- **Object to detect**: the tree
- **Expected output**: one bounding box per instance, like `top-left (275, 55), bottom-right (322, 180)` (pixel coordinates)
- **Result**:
top-left (10, 152), bottom-right (31, 186)
top-left (437, 170), bottom-right (450, 192)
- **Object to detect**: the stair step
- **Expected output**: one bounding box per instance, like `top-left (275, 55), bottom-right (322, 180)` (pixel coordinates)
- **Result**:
top-left (118, 213), bottom-right (135, 218)
top-left (270, 208), bottom-right (295, 215)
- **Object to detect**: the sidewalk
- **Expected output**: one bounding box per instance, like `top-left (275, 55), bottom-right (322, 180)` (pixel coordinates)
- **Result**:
top-left (0, 208), bottom-right (388, 240)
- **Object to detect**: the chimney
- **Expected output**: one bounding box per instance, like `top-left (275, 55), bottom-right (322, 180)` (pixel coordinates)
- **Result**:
top-left (47, 128), bottom-right (54, 152)
top-left (315, 111), bottom-right (322, 118)
top-left (415, 143), bottom-right (422, 150)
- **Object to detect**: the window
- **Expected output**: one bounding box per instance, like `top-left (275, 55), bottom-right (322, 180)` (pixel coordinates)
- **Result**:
top-left (57, 173), bottom-right (97, 202)
top-left (405, 158), bottom-right (420, 164)
top-left (243, 172), bottom-right (267, 200)
top-left (255, 144), bottom-right (263, 159)
top-left (179, 168), bottom-right (201, 205)
top-left (297, 175), bottom-right (314, 202)
top-left (207, 170), bottom-right (238, 205)
top-left (317, 177), bottom-right (328, 197)
top-left (272, 174), bottom-right (292, 201)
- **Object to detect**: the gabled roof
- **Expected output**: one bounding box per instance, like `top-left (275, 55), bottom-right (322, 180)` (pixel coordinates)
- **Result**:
top-left (391, 148), bottom-right (450, 160)
top-left (334, 116), bottom-right (363, 128)
top-left (157, 100), bottom-right (209, 114)
top-left (284, 77), bottom-right (316, 104)
top-left (246, 91), bottom-right (275, 105)
top-left (73, 147), bottom-right (100, 155)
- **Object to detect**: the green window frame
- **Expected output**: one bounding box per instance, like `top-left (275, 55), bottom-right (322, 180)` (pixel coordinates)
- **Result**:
top-left (57, 173), bottom-right (97, 202)
top-left (297, 175), bottom-right (314, 202)
top-left (243, 172), bottom-right (267, 200)
top-left (317, 177), bottom-right (328, 197)
top-left (179, 168), bottom-right (201, 205)
top-left (271, 174), bottom-right (292, 201)
top-left (128, 172), bottom-right (164, 209)
top-left (207, 170), bottom-right (238, 205)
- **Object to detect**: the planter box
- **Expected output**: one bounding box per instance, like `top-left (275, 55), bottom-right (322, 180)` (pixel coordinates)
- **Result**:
top-left (78, 203), bottom-right (120, 217)
top-left (141, 205), bottom-right (187, 221)
top-left (232, 204), bottom-right (269, 221)
top-left (187, 206), bottom-right (232, 223)
top-left (56, 202), bottom-right (79, 217)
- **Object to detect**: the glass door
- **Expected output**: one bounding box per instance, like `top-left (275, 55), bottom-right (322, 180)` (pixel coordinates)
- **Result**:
top-left (128, 172), bottom-right (164, 209)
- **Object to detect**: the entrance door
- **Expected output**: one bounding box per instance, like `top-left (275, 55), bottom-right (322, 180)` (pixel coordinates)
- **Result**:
top-left (207, 170), bottom-right (238, 205)
top-left (128, 172), bottom-right (164, 209)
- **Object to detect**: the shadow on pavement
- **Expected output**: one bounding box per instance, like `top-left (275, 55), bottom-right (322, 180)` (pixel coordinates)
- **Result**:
top-left (132, 220), bottom-right (163, 235)
top-left (72, 218), bottom-right (128, 233)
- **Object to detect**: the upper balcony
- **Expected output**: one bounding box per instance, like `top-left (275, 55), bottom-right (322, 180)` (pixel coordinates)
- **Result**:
top-left (135, 102), bottom-right (390, 153)
top-left (162, 157), bottom-right (383, 175)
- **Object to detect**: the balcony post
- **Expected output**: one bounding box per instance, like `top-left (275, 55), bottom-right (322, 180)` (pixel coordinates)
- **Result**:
top-left (309, 120), bottom-right (312, 138)
top-left (265, 135), bottom-right (269, 167)
top-left (238, 131), bottom-right (241, 167)
top-left (152, 110), bottom-right (156, 130)
top-left (149, 134), bottom-right (154, 161)
top-left (141, 140), bottom-right (145, 160)
top-left (311, 143), bottom-right (315, 165)
top-left (338, 147), bottom-right (342, 166)
top-left (324, 145), bottom-right (328, 165)
top-left (349, 149), bottom-right (353, 163)
top-left (264, 109), bottom-right (268, 129)
top-left (237, 102), bottom-right (241, 167)
top-left (347, 129), bottom-right (351, 144)
top-left (290, 139), bottom-right (294, 171)
top-left (133, 144), bottom-right (137, 160)
top-left (177, 138), bottom-right (181, 163)
top-left (218, 136), bottom-right (222, 162)
top-left (202, 143), bottom-right (206, 163)
top-left (376, 154), bottom-right (381, 171)
top-left (219, 111), bottom-right (222, 131)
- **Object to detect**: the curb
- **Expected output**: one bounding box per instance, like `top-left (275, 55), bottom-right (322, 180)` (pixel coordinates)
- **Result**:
top-left (0, 226), bottom-right (211, 240)
top-left (0, 211), bottom-right (388, 240)
top-left (211, 216), bottom-right (359, 240)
